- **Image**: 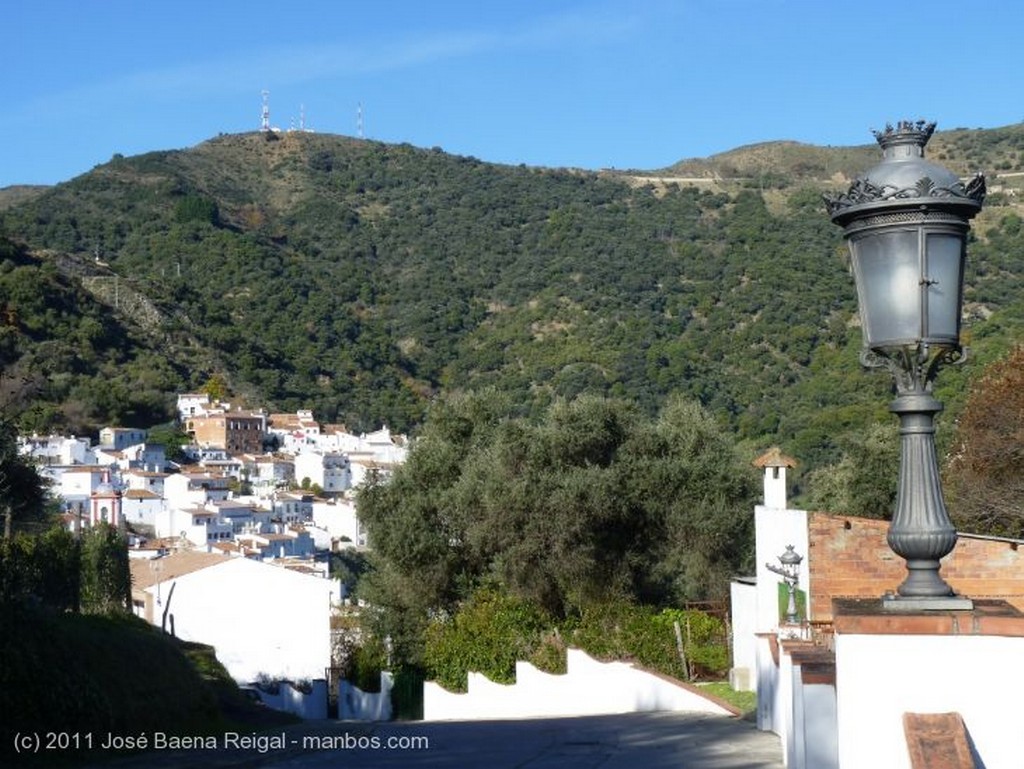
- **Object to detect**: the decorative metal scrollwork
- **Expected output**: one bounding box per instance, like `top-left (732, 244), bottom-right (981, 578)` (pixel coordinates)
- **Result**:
top-left (860, 345), bottom-right (966, 394)
top-left (824, 174), bottom-right (986, 216)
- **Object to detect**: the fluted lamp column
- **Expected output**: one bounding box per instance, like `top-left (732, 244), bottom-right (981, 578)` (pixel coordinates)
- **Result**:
top-left (825, 120), bottom-right (986, 610)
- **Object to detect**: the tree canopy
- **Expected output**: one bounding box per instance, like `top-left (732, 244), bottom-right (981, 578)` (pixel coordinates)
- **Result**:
top-left (0, 419), bottom-right (49, 537)
top-left (356, 391), bottom-right (758, 663)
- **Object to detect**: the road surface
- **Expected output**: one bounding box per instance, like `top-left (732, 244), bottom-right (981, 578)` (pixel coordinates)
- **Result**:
top-left (79, 711), bottom-right (783, 769)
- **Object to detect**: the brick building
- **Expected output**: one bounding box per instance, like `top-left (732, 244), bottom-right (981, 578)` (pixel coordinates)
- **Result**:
top-left (186, 411), bottom-right (266, 454)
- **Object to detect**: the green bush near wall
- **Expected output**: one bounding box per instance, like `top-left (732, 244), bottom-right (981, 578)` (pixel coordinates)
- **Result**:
top-left (423, 590), bottom-right (731, 693)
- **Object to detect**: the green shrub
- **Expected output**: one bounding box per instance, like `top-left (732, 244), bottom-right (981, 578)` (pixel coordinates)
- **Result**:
top-left (351, 636), bottom-right (389, 693)
top-left (568, 601), bottom-right (730, 680)
top-left (529, 630), bottom-right (567, 675)
top-left (424, 587), bottom-right (551, 691)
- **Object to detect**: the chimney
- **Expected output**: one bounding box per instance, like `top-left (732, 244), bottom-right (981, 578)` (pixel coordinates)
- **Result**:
top-left (753, 447), bottom-right (797, 510)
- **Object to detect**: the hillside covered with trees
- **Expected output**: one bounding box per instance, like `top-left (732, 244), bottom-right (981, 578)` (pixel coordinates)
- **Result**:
top-left (4, 124), bottom-right (1024, 713)
top-left (3, 125), bottom-right (1024, 498)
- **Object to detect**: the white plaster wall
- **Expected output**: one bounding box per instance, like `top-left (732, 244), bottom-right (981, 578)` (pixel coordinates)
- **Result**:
top-left (755, 636), bottom-right (779, 733)
top-left (293, 453), bottom-right (326, 489)
top-left (423, 648), bottom-right (732, 721)
top-left (339, 672), bottom-right (394, 721)
top-left (754, 505), bottom-right (810, 631)
top-left (778, 644), bottom-right (793, 758)
top-left (61, 470), bottom-right (99, 498)
top-left (163, 475), bottom-right (206, 510)
top-left (780, 651), bottom-right (838, 769)
top-left (312, 500), bottom-right (362, 545)
top-left (122, 496), bottom-right (165, 528)
top-left (152, 557), bottom-right (336, 682)
top-left (764, 466), bottom-right (788, 510)
top-left (730, 581), bottom-right (757, 692)
top-left (836, 633), bottom-right (1024, 769)
top-left (255, 679), bottom-right (328, 720)
top-left (802, 682), bottom-right (838, 769)
top-left (62, 438), bottom-right (91, 465)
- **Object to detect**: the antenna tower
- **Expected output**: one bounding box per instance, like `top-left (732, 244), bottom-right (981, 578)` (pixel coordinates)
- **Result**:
top-left (260, 90), bottom-right (271, 132)
top-left (357, 102), bottom-right (364, 139)
top-left (299, 104), bottom-right (306, 132)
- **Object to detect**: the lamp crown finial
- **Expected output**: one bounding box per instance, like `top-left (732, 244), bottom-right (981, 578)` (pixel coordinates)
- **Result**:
top-left (872, 120), bottom-right (936, 153)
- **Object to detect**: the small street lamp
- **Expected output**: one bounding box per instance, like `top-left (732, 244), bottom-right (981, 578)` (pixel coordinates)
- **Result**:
top-left (825, 120), bottom-right (985, 609)
top-left (766, 545), bottom-right (803, 624)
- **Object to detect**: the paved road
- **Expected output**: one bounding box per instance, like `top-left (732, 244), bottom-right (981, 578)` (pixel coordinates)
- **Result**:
top-left (83, 712), bottom-right (783, 769)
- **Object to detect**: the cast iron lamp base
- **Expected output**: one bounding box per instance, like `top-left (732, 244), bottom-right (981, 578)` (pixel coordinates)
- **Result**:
top-left (883, 390), bottom-right (973, 612)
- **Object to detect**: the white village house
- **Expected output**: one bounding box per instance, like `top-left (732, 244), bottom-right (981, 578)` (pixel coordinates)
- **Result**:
top-left (130, 551), bottom-right (341, 682)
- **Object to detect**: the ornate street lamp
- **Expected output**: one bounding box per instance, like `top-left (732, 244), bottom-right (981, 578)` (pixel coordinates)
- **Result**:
top-left (766, 545), bottom-right (803, 624)
top-left (825, 120), bottom-right (985, 609)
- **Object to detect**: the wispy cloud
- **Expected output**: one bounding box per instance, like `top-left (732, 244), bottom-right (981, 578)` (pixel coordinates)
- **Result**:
top-left (9, 3), bottom-right (649, 124)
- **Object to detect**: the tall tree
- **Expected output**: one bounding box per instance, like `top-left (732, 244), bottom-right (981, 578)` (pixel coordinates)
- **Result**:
top-left (79, 523), bottom-right (131, 615)
top-left (0, 419), bottom-right (49, 538)
top-left (357, 392), bottom-right (758, 662)
top-left (799, 422), bottom-right (898, 519)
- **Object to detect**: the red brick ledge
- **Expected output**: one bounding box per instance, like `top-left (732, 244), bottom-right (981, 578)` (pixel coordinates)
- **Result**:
top-left (833, 598), bottom-right (1024, 637)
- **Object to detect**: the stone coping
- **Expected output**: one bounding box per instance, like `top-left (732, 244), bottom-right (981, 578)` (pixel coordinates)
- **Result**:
top-left (778, 639), bottom-right (836, 685)
top-left (833, 598), bottom-right (1024, 637)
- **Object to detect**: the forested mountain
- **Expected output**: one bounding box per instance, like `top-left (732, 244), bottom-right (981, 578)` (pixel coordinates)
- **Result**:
top-left (3, 125), bottom-right (1024, 486)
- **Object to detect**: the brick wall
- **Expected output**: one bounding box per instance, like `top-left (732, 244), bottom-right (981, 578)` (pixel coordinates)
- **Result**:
top-left (808, 513), bottom-right (1024, 621)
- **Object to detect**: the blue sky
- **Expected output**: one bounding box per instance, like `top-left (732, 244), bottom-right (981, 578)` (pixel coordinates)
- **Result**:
top-left (3, 0), bottom-right (1022, 187)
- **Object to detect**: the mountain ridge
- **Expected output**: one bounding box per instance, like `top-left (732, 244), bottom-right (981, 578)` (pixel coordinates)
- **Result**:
top-left (2, 124), bottom-right (1023, 478)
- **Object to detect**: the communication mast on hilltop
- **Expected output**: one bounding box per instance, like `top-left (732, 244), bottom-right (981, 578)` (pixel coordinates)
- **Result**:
top-left (260, 90), bottom-right (271, 132)
top-left (356, 102), bottom-right (364, 139)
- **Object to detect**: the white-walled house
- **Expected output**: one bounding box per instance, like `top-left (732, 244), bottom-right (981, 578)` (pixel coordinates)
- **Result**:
top-left (731, 446), bottom-right (1024, 768)
top-left (123, 469), bottom-right (168, 497)
top-left (311, 498), bottom-right (364, 548)
top-left (244, 454), bottom-right (295, 491)
top-left (236, 526), bottom-right (314, 559)
top-left (130, 551), bottom-right (340, 682)
top-left (99, 427), bottom-right (147, 451)
top-left (267, 410), bottom-right (321, 453)
top-left (293, 451), bottom-right (351, 495)
top-left (208, 499), bottom-right (257, 533)
top-left (156, 505), bottom-right (233, 546)
top-left (164, 471), bottom-right (231, 510)
top-left (321, 426), bottom-right (407, 463)
top-left (56, 466), bottom-right (116, 503)
top-left (121, 489), bottom-right (166, 529)
top-left (18, 434), bottom-right (93, 466)
top-left (176, 392), bottom-right (211, 422)
top-left (92, 447), bottom-right (126, 468)
top-left (348, 455), bottom-right (400, 489)
top-left (273, 492), bottom-right (313, 524)
top-left (121, 443), bottom-right (166, 472)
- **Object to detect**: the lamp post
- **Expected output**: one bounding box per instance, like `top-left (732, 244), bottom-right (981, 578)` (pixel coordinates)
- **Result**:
top-left (825, 120), bottom-right (985, 610)
top-left (766, 545), bottom-right (803, 624)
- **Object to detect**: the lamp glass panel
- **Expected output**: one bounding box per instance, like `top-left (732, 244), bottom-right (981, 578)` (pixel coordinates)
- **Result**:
top-left (924, 233), bottom-right (964, 342)
top-left (851, 230), bottom-right (920, 347)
